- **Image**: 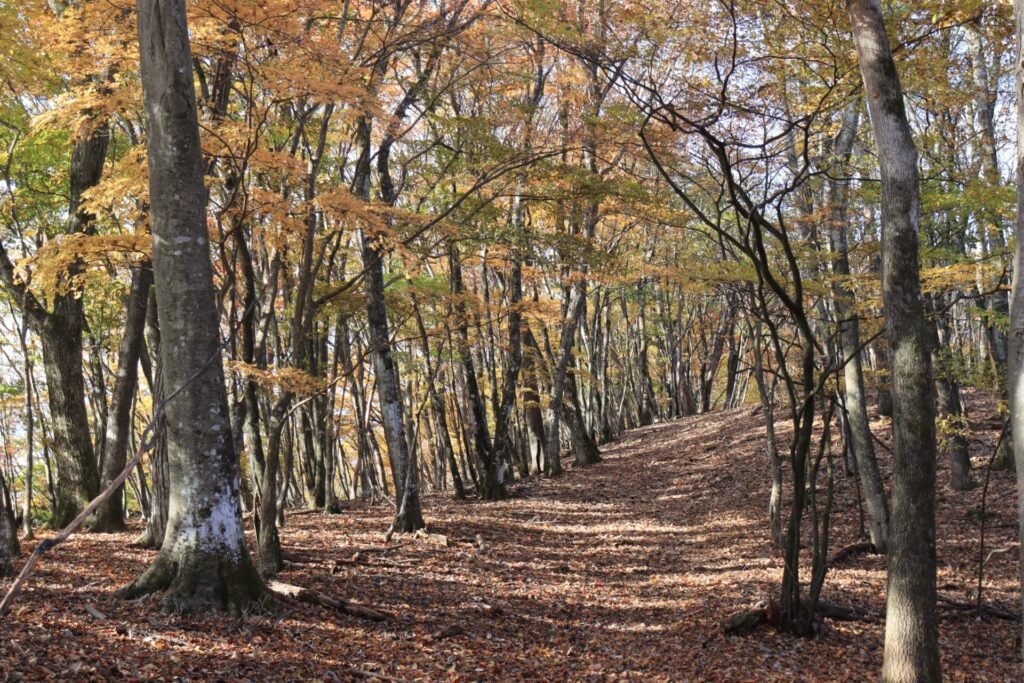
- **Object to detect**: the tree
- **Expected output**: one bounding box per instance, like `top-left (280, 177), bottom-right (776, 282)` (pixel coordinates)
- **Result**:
top-left (1009, 0), bottom-right (1024, 665)
top-left (91, 264), bottom-right (152, 531)
top-left (846, 0), bottom-right (940, 679)
top-left (121, 0), bottom-right (265, 614)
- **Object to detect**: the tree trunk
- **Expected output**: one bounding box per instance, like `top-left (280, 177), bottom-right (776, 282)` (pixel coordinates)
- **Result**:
top-left (490, 256), bottom-right (524, 489)
top-left (412, 302), bottom-right (466, 500)
top-left (39, 307), bottom-right (101, 528)
top-left (925, 301), bottom-right (974, 491)
top-left (92, 265), bottom-right (153, 531)
top-left (122, 0), bottom-right (265, 613)
top-left (827, 102), bottom-right (890, 552)
top-left (362, 227), bottom-right (423, 532)
top-left (848, 1), bottom-right (940, 678)
top-left (1008, 0), bottom-right (1024, 665)
top-left (544, 284), bottom-right (585, 476)
top-left (450, 242), bottom-right (504, 499)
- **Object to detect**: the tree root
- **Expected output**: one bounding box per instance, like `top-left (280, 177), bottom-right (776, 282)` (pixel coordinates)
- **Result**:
top-left (119, 551), bottom-right (270, 616)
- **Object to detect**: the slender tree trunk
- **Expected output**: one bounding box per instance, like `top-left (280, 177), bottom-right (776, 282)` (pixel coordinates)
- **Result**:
top-left (968, 27), bottom-right (1010, 371)
top-left (122, 0), bottom-right (265, 613)
top-left (16, 309), bottom-right (34, 540)
top-left (92, 265), bottom-right (153, 531)
top-left (925, 301), bottom-right (974, 491)
top-left (848, 1), bottom-right (940, 678)
top-left (412, 301), bottom-right (466, 500)
top-left (449, 242), bottom-right (503, 498)
top-left (490, 256), bottom-right (524, 490)
top-left (351, 110), bottom-right (423, 531)
top-left (135, 293), bottom-right (169, 549)
top-left (827, 102), bottom-right (891, 552)
top-left (544, 284), bottom-right (585, 476)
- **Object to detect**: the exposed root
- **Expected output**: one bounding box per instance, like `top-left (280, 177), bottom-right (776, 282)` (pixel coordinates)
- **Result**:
top-left (118, 551), bottom-right (270, 616)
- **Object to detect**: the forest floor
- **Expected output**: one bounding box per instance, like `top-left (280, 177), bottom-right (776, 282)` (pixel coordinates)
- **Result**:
top-left (1, 391), bottom-right (1021, 682)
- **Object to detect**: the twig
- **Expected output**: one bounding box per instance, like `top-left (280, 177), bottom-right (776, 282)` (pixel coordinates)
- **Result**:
top-left (983, 544), bottom-right (1018, 567)
top-left (938, 595), bottom-right (1021, 623)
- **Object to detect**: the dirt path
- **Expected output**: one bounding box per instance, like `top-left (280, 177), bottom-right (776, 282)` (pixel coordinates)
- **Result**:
top-left (1, 401), bottom-right (1020, 681)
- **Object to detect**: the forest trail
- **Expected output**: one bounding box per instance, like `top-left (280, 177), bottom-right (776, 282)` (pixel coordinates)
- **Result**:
top-left (1, 399), bottom-right (1020, 681)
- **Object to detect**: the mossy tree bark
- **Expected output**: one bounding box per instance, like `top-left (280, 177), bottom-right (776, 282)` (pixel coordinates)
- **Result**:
top-left (848, 0), bottom-right (940, 679)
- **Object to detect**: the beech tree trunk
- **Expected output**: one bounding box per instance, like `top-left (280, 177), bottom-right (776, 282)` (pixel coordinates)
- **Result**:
top-left (1008, 0), bottom-right (1024, 665)
top-left (449, 242), bottom-right (504, 499)
top-left (92, 265), bottom-right (153, 531)
top-left (122, 0), bottom-right (265, 613)
top-left (544, 284), bottom-right (585, 476)
top-left (827, 102), bottom-right (890, 552)
top-left (0, 124), bottom-right (107, 531)
top-left (848, 1), bottom-right (940, 679)
top-left (39, 309), bottom-right (100, 528)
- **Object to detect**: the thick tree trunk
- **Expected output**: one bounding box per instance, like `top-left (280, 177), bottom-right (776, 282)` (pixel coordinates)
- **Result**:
top-left (0, 469), bottom-right (17, 576)
top-left (92, 266), bottom-right (153, 531)
top-left (123, 0), bottom-right (265, 613)
top-left (0, 9), bottom-right (107, 531)
top-left (1008, 0), bottom-right (1024, 665)
top-left (490, 257), bottom-right (524, 488)
top-left (566, 362), bottom-right (601, 466)
top-left (40, 306), bottom-right (101, 528)
top-left (848, 1), bottom-right (940, 679)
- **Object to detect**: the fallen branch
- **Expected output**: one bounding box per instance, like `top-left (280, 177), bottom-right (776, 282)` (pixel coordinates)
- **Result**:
top-left (114, 623), bottom-right (193, 648)
top-left (430, 623), bottom-right (465, 641)
top-left (828, 541), bottom-right (876, 567)
top-left (983, 544), bottom-right (1018, 567)
top-left (0, 416), bottom-right (160, 615)
top-left (817, 601), bottom-right (880, 624)
top-left (937, 595), bottom-right (1021, 623)
top-left (266, 580), bottom-right (395, 622)
top-left (286, 507), bottom-right (325, 517)
top-left (84, 604), bottom-right (108, 621)
top-left (351, 543), bottom-right (409, 556)
top-left (721, 608), bottom-right (767, 635)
